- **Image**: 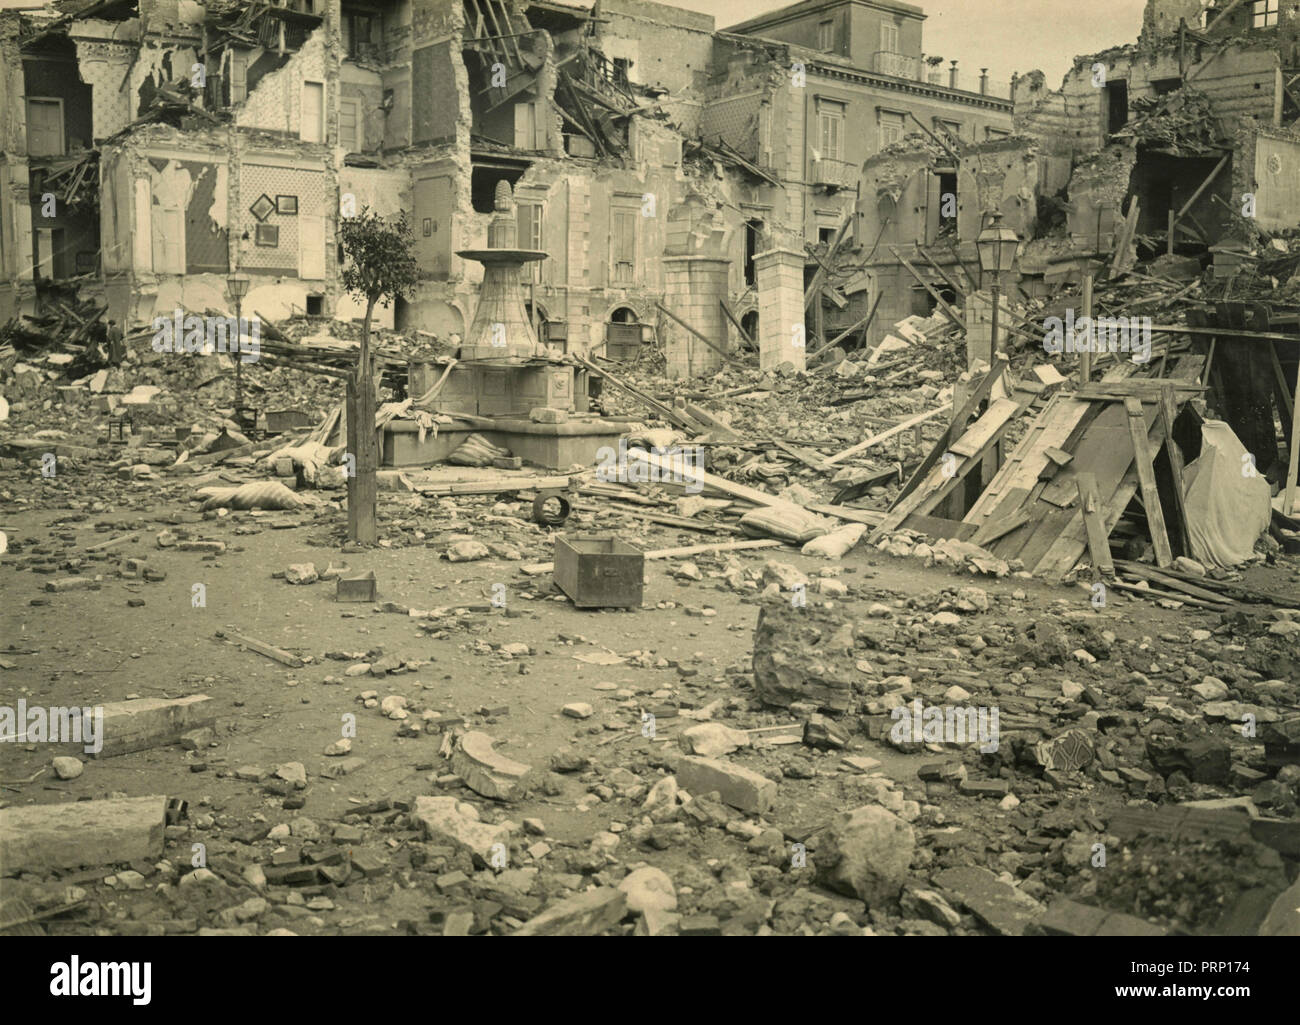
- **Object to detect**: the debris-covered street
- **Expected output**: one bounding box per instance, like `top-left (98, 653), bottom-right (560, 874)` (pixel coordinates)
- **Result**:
top-left (1, 0), bottom-right (1299, 976)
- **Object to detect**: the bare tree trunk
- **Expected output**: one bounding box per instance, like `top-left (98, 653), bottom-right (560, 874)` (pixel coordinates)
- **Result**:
top-left (347, 295), bottom-right (379, 544)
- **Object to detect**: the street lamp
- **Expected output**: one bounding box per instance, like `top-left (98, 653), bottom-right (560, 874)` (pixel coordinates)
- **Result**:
top-left (975, 212), bottom-right (1020, 358)
top-left (226, 273), bottom-right (250, 424)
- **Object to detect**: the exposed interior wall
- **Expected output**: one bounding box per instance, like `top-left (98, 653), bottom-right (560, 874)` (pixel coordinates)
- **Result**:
top-left (1253, 131), bottom-right (1300, 230)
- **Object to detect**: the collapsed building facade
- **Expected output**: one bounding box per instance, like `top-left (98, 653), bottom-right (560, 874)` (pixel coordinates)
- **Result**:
top-left (856, 0), bottom-right (1300, 349)
top-left (0, 0), bottom-right (1013, 381)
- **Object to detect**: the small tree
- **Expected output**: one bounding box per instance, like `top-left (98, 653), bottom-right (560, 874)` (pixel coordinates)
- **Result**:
top-left (339, 207), bottom-right (418, 543)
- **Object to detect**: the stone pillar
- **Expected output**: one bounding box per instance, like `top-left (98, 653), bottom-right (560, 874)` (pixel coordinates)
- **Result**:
top-left (963, 289), bottom-right (1010, 371)
top-left (754, 247), bottom-right (807, 372)
top-left (662, 255), bottom-right (729, 380)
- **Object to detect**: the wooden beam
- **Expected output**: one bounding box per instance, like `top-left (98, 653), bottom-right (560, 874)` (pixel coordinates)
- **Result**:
top-left (895, 359), bottom-right (1006, 501)
top-left (718, 299), bottom-right (755, 349)
top-left (1175, 152), bottom-right (1230, 222)
top-left (1286, 352), bottom-right (1300, 517)
top-left (890, 246), bottom-right (967, 330)
top-left (822, 403), bottom-right (953, 467)
top-left (1124, 396), bottom-right (1173, 567)
top-left (1075, 471), bottom-right (1115, 577)
top-left (216, 629), bottom-right (304, 668)
top-left (655, 302), bottom-right (747, 367)
top-left (808, 292), bottom-right (883, 362)
top-left (1158, 385), bottom-right (1191, 557)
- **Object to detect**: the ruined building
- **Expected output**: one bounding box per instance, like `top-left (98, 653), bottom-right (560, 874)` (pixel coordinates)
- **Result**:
top-left (0, 0), bottom-right (1014, 378)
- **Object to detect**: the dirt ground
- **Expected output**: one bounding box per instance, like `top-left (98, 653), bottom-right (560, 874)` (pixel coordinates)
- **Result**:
top-left (2, 466), bottom-right (1299, 936)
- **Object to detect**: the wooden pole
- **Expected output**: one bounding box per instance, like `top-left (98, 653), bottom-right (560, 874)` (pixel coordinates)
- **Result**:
top-left (1285, 355), bottom-right (1300, 517)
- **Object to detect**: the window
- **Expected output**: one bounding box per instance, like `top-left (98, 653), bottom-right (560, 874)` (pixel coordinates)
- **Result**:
top-left (744, 219), bottom-right (763, 287)
top-left (518, 200), bottom-right (542, 282)
top-left (256, 223), bottom-right (280, 247)
top-left (1106, 79), bottom-right (1128, 135)
top-left (985, 127), bottom-right (1010, 140)
top-left (1253, 0), bottom-right (1279, 28)
top-left (818, 101), bottom-right (845, 161)
top-left (26, 98), bottom-right (64, 157)
top-left (344, 11), bottom-right (378, 59)
top-left (228, 51), bottom-right (248, 105)
top-left (306, 294), bottom-right (324, 316)
top-left (338, 98), bottom-right (359, 151)
top-left (818, 226), bottom-right (835, 244)
top-left (276, 195), bottom-right (298, 215)
top-left (611, 204), bottom-right (637, 285)
top-left (1152, 77), bottom-right (1182, 95)
top-left (300, 81), bottom-right (324, 143)
top-left (880, 21), bottom-right (900, 53)
top-left (879, 111), bottom-right (905, 148)
top-left (818, 20), bottom-right (835, 51)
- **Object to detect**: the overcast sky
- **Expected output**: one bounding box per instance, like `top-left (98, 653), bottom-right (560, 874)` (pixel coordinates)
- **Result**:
top-left (0, 0), bottom-right (1152, 88)
top-left (686, 0), bottom-right (1150, 90)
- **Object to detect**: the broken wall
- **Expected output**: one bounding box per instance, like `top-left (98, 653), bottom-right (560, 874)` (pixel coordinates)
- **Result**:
top-left (1248, 129), bottom-right (1300, 232)
top-left (335, 166), bottom-right (409, 327)
top-left (957, 137), bottom-right (1039, 241)
top-left (72, 25), bottom-right (140, 142)
top-left (235, 27), bottom-right (330, 137)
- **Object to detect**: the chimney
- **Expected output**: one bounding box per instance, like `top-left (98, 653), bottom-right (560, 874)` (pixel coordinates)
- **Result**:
top-left (918, 53), bottom-right (926, 81)
top-left (980, 68), bottom-right (989, 95)
top-left (949, 60), bottom-right (959, 89)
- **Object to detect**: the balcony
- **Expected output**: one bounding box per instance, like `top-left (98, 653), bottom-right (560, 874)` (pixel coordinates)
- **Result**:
top-left (811, 157), bottom-right (858, 190)
top-left (872, 51), bottom-right (918, 79)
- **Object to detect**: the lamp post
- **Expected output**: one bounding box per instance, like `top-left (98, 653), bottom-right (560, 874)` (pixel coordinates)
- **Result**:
top-left (975, 212), bottom-right (1020, 358)
top-left (226, 273), bottom-right (250, 421)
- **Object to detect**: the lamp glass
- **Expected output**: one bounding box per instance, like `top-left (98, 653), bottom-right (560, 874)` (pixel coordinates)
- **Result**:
top-left (227, 275), bottom-right (250, 299)
top-left (976, 213), bottom-right (1019, 274)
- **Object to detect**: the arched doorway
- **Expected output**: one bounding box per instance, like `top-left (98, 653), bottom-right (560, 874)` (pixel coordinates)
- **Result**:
top-left (740, 309), bottom-right (759, 351)
top-left (606, 306), bottom-right (643, 361)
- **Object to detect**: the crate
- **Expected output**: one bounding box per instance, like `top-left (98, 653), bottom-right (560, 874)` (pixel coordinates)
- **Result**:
top-left (336, 571), bottom-right (377, 602)
top-left (553, 536), bottom-right (644, 608)
top-left (265, 408), bottom-right (312, 433)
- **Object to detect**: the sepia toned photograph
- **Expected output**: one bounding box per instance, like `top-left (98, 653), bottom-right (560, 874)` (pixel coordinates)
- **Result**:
top-left (0, 0), bottom-right (1295, 982)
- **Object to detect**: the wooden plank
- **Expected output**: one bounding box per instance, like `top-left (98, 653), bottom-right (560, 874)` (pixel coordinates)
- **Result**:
top-left (897, 513), bottom-right (978, 541)
top-left (1287, 352), bottom-right (1300, 517)
top-left (414, 475), bottom-right (571, 496)
top-left (1075, 471), bottom-right (1114, 577)
top-left (1157, 385), bottom-right (1191, 557)
top-left (970, 503), bottom-right (1034, 548)
top-left (572, 355), bottom-right (696, 431)
top-left (1124, 396), bottom-right (1173, 568)
top-left (890, 246), bottom-right (966, 330)
top-left (949, 398), bottom-right (1020, 457)
top-left (1112, 559), bottom-right (1233, 604)
top-left (871, 400), bottom-right (1022, 538)
top-left (823, 403), bottom-right (952, 467)
top-left (519, 538), bottom-right (785, 576)
top-left (216, 629), bottom-right (304, 668)
top-left (718, 299), bottom-right (755, 349)
top-left (1108, 579), bottom-right (1232, 611)
top-left (0, 796), bottom-right (167, 877)
top-left (655, 302), bottom-right (747, 367)
top-left (896, 360), bottom-right (1006, 502)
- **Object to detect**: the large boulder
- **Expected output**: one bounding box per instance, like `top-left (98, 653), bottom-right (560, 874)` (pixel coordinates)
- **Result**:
top-left (815, 804), bottom-right (914, 905)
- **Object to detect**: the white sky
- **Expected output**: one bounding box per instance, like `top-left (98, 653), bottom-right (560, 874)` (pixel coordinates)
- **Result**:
top-left (682, 0), bottom-right (1150, 90)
